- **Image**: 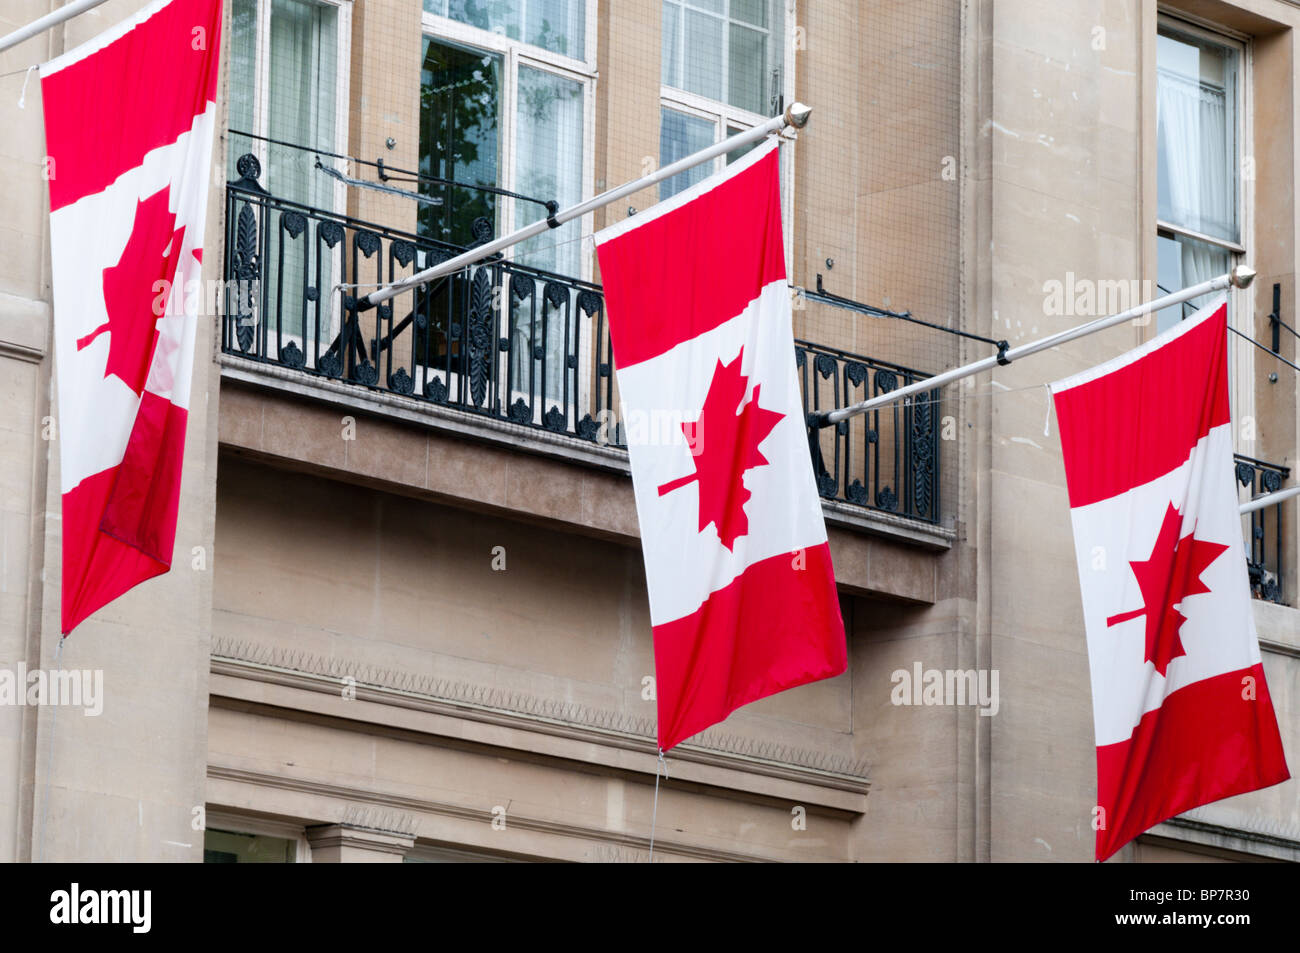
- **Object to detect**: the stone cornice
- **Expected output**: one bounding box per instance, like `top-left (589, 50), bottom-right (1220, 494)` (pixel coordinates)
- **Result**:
top-left (304, 823), bottom-right (415, 856)
top-left (210, 636), bottom-right (870, 813)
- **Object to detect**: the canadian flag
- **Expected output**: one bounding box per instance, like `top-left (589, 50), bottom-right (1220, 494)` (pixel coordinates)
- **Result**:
top-left (40, 0), bottom-right (222, 634)
top-left (594, 140), bottom-right (846, 752)
top-left (1051, 297), bottom-right (1290, 861)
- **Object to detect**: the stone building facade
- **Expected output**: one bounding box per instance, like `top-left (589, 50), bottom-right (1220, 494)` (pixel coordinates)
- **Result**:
top-left (0, 0), bottom-right (1296, 861)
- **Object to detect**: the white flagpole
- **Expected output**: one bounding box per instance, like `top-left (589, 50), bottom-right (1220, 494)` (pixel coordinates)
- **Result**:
top-left (357, 102), bottom-right (813, 312)
top-left (1240, 484), bottom-right (1300, 516)
top-left (816, 266), bottom-right (1257, 426)
top-left (0, 0), bottom-right (112, 54)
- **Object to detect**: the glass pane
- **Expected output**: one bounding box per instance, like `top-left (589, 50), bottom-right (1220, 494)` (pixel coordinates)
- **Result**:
top-left (226, 0), bottom-right (257, 169)
top-left (728, 22), bottom-right (767, 115)
top-left (661, 1), bottom-right (680, 88)
top-left (683, 9), bottom-right (724, 101)
top-left (664, 1), bottom-right (780, 114)
top-left (732, 0), bottom-right (766, 28)
top-left (266, 0), bottom-right (338, 208)
top-left (725, 123), bottom-right (756, 165)
top-left (525, 0), bottom-right (585, 59)
top-left (1156, 29), bottom-right (1238, 242)
top-left (660, 107), bottom-right (716, 200)
top-left (514, 67), bottom-right (584, 276)
top-left (204, 829), bottom-right (295, 863)
top-left (264, 0), bottom-right (339, 343)
top-left (419, 38), bottom-right (502, 247)
top-left (429, 0), bottom-right (585, 59)
top-left (1155, 232), bottom-right (1230, 332)
top-left (513, 67), bottom-right (585, 402)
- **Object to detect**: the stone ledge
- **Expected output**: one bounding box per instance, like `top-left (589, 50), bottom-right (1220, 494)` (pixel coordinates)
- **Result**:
top-left (219, 354), bottom-right (955, 552)
top-left (0, 290), bottom-right (49, 363)
top-left (1148, 810), bottom-right (1300, 863)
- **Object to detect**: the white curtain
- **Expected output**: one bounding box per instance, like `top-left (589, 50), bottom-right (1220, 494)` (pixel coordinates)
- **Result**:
top-left (1156, 66), bottom-right (1234, 241)
top-left (512, 66), bottom-right (584, 403)
top-left (227, 0), bottom-right (258, 169)
top-left (268, 0), bottom-right (337, 211)
top-left (1156, 64), bottom-right (1234, 317)
top-left (265, 0), bottom-right (339, 344)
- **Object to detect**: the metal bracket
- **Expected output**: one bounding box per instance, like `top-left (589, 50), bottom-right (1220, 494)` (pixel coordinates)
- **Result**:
top-left (546, 200), bottom-right (561, 229)
top-left (1270, 282), bottom-right (1282, 354)
top-left (996, 340), bottom-right (1011, 366)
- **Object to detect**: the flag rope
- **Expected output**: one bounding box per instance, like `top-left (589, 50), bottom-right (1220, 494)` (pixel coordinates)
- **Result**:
top-left (16, 65), bottom-right (36, 108)
top-left (648, 748), bottom-right (668, 863)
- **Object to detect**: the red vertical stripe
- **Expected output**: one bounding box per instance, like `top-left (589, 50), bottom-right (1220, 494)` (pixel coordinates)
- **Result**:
top-left (100, 393), bottom-right (189, 563)
top-left (61, 470), bottom-right (169, 635)
top-left (40, 0), bottom-right (222, 211)
top-left (1095, 663), bottom-right (1290, 862)
top-left (61, 393), bottom-right (188, 634)
top-left (652, 543), bottom-right (846, 751)
top-left (596, 148), bottom-right (787, 370)
top-left (1052, 304), bottom-right (1230, 508)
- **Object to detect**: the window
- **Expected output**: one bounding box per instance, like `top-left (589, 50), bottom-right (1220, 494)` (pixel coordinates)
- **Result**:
top-left (418, 38), bottom-right (503, 247)
top-left (204, 828), bottom-right (296, 863)
top-left (661, 0), bottom-right (777, 114)
top-left (658, 0), bottom-right (782, 200)
top-left (227, 0), bottom-right (350, 344)
top-left (420, 6), bottom-right (593, 405)
top-left (1154, 21), bottom-right (1245, 332)
top-left (423, 0), bottom-right (586, 60)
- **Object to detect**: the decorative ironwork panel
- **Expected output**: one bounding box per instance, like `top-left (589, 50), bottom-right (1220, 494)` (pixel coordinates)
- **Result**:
top-left (1237, 454), bottom-right (1290, 605)
top-left (221, 154), bottom-right (613, 447)
top-left (795, 339), bottom-right (940, 524)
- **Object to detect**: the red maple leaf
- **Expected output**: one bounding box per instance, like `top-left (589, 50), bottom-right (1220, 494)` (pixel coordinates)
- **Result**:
top-left (77, 186), bottom-right (186, 397)
top-left (1106, 502), bottom-right (1228, 677)
top-left (657, 349), bottom-right (784, 551)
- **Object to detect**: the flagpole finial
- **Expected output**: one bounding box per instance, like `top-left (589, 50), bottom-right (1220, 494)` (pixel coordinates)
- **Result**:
top-left (1231, 265), bottom-right (1257, 289)
top-left (784, 102), bottom-right (813, 129)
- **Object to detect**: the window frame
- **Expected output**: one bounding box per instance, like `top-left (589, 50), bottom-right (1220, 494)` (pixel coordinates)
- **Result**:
top-left (1153, 10), bottom-right (1254, 450)
top-left (1154, 14), bottom-right (1248, 254)
top-left (419, 5), bottom-right (597, 411)
top-left (230, 0), bottom-right (354, 354)
top-left (239, 0), bottom-right (353, 211)
top-left (205, 811), bottom-right (311, 862)
top-left (420, 5), bottom-right (596, 280)
top-left (658, 0), bottom-right (795, 268)
top-left (660, 0), bottom-right (781, 118)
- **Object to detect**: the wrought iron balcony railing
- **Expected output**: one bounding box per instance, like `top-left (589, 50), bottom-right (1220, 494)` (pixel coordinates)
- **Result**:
top-left (796, 342), bottom-right (940, 523)
top-left (221, 154), bottom-right (614, 443)
top-left (1236, 454), bottom-right (1290, 605)
top-left (218, 152), bottom-right (942, 526)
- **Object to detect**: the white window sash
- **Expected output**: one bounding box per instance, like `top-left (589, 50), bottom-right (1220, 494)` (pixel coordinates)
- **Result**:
top-left (420, 10), bottom-right (597, 412)
top-left (1156, 12), bottom-right (1253, 456)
